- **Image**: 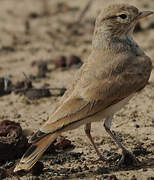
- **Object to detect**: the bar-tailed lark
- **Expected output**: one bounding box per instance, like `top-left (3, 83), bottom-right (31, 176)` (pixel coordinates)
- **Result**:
top-left (14, 3), bottom-right (153, 172)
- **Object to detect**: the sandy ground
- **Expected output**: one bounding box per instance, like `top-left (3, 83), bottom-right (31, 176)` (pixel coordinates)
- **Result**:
top-left (0, 0), bottom-right (154, 179)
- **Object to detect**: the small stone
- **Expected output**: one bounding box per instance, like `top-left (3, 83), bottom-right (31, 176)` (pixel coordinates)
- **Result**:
top-left (81, 157), bottom-right (86, 161)
top-left (15, 114), bottom-right (21, 118)
top-left (29, 12), bottom-right (41, 19)
top-left (135, 124), bottom-right (140, 128)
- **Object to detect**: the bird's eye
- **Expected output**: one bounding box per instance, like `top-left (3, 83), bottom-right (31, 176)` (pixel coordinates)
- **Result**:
top-left (119, 14), bottom-right (127, 19)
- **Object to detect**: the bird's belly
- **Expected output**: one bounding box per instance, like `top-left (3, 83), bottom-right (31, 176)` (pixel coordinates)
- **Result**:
top-left (62, 94), bottom-right (134, 132)
top-left (91, 94), bottom-right (134, 122)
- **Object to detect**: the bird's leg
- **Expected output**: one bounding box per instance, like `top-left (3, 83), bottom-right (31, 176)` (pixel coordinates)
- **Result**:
top-left (104, 116), bottom-right (140, 167)
top-left (84, 123), bottom-right (106, 161)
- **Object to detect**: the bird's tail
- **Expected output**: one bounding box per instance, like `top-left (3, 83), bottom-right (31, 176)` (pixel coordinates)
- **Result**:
top-left (14, 131), bottom-right (59, 172)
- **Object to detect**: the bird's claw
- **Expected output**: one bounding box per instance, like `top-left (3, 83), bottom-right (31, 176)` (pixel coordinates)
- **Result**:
top-left (118, 149), bottom-right (140, 168)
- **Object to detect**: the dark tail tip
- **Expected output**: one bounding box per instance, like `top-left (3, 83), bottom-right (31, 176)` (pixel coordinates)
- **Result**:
top-left (29, 130), bottom-right (48, 144)
top-left (23, 144), bottom-right (37, 158)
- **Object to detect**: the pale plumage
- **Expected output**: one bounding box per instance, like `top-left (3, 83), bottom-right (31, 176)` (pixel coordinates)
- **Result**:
top-left (14, 3), bottom-right (153, 172)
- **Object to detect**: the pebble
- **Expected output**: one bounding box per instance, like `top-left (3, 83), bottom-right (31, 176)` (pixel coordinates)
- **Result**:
top-left (135, 124), bottom-right (140, 128)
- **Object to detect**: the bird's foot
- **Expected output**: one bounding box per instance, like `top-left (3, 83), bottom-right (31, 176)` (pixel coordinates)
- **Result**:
top-left (118, 149), bottom-right (140, 168)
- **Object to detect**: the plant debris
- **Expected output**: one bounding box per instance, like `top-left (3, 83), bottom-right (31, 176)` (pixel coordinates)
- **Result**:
top-left (13, 77), bottom-right (66, 99)
top-left (14, 79), bottom-right (33, 93)
top-left (53, 56), bottom-right (67, 68)
top-left (0, 120), bottom-right (28, 161)
top-left (52, 55), bottom-right (82, 68)
top-left (31, 60), bottom-right (49, 78)
top-left (0, 77), bottom-right (12, 96)
top-left (66, 55), bottom-right (83, 68)
top-left (13, 79), bottom-right (50, 99)
top-left (45, 135), bottom-right (75, 155)
top-left (24, 88), bottom-right (51, 99)
top-left (53, 136), bottom-right (74, 150)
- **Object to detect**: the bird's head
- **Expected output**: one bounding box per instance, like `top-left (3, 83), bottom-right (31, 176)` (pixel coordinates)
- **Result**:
top-left (95, 3), bottom-right (153, 38)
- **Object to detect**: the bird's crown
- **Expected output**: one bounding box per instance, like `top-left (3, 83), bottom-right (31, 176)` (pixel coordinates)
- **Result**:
top-left (96, 3), bottom-right (139, 26)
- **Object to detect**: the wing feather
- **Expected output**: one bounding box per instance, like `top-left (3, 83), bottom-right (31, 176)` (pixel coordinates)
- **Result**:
top-left (39, 54), bottom-right (152, 135)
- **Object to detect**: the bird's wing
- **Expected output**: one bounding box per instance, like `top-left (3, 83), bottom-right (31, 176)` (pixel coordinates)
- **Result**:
top-left (30, 54), bottom-right (152, 143)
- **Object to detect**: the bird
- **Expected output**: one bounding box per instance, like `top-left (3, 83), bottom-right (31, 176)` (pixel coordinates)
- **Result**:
top-left (14, 3), bottom-right (153, 172)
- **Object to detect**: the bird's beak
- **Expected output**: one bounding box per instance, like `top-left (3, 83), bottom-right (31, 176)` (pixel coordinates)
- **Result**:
top-left (135, 10), bottom-right (154, 21)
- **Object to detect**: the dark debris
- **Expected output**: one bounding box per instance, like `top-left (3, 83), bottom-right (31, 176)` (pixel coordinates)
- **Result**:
top-left (24, 88), bottom-right (51, 99)
top-left (53, 56), bottom-right (66, 68)
top-left (0, 120), bottom-right (28, 161)
top-left (53, 135), bottom-right (74, 150)
top-left (66, 55), bottom-right (83, 68)
top-left (31, 60), bottom-right (49, 78)
top-left (132, 144), bottom-right (150, 156)
top-left (31, 161), bottom-right (44, 176)
top-left (0, 77), bottom-right (12, 96)
top-left (52, 55), bottom-right (82, 68)
top-left (13, 79), bottom-right (51, 99)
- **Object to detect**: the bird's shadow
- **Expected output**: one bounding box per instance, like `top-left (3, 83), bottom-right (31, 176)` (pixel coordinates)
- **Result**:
top-left (53, 156), bottom-right (154, 180)
top-left (13, 151), bottom-right (154, 180)
top-left (108, 157), bottom-right (154, 172)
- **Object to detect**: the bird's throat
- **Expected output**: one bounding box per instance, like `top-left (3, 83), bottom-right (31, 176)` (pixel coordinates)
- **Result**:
top-left (92, 29), bottom-right (136, 54)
